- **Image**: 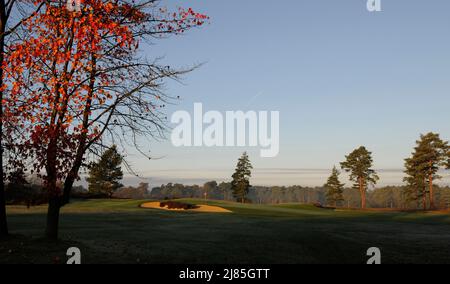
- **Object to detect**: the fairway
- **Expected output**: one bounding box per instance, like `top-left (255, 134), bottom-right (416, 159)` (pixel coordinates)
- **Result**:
top-left (2, 199), bottom-right (450, 264)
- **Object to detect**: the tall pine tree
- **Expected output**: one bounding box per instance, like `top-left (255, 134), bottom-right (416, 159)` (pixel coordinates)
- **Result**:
top-left (403, 133), bottom-right (449, 209)
top-left (341, 146), bottom-right (378, 209)
top-left (404, 156), bottom-right (428, 209)
top-left (86, 145), bottom-right (124, 198)
top-left (324, 166), bottom-right (345, 207)
top-left (231, 152), bottom-right (253, 203)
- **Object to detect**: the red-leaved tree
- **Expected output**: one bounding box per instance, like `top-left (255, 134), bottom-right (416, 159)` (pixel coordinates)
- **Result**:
top-left (4, 0), bottom-right (208, 239)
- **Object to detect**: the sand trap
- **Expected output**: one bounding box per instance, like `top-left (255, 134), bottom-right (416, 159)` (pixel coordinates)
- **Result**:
top-left (141, 202), bottom-right (232, 213)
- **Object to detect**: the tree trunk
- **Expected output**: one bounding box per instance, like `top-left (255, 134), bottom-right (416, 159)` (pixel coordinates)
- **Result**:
top-left (415, 187), bottom-right (419, 209)
top-left (45, 197), bottom-right (61, 240)
top-left (45, 177), bottom-right (61, 240)
top-left (0, 1), bottom-right (8, 237)
top-left (62, 175), bottom-right (75, 206)
top-left (43, 160), bottom-right (79, 241)
top-left (429, 171), bottom-right (434, 209)
top-left (45, 128), bottom-right (86, 240)
top-left (0, 180), bottom-right (7, 237)
top-left (44, 134), bottom-right (60, 239)
top-left (359, 177), bottom-right (366, 209)
top-left (362, 190), bottom-right (366, 209)
top-left (422, 186), bottom-right (427, 211)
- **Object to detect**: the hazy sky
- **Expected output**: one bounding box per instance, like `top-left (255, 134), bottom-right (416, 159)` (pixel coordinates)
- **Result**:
top-left (113, 0), bottom-right (450, 188)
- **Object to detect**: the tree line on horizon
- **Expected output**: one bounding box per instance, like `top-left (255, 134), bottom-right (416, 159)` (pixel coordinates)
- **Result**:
top-left (149, 182), bottom-right (450, 209)
top-left (6, 174), bottom-right (450, 210)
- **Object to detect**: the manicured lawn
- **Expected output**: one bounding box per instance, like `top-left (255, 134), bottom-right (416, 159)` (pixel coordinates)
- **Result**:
top-left (2, 199), bottom-right (450, 264)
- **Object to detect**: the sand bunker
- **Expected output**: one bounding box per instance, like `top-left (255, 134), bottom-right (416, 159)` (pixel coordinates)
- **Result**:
top-left (141, 202), bottom-right (232, 213)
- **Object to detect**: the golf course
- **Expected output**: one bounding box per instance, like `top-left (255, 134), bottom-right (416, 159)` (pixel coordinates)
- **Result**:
top-left (1, 199), bottom-right (450, 264)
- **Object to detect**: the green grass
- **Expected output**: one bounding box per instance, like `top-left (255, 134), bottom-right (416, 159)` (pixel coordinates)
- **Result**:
top-left (2, 199), bottom-right (450, 264)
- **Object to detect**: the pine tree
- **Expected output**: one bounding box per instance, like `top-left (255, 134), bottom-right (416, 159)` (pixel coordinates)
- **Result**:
top-left (324, 166), bottom-right (345, 207)
top-left (231, 152), bottom-right (253, 203)
top-left (404, 155), bottom-right (428, 210)
top-left (86, 145), bottom-right (124, 198)
top-left (403, 133), bottom-right (449, 210)
top-left (340, 146), bottom-right (379, 209)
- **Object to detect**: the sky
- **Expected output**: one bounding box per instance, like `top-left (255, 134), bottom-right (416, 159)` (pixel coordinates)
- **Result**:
top-left (109, 0), bottom-right (450, 188)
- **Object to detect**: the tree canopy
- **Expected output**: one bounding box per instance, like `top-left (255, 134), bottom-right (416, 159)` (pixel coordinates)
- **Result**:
top-left (341, 146), bottom-right (379, 209)
top-left (324, 166), bottom-right (345, 207)
top-left (86, 145), bottom-right (123, 198)
top-left (404, 133), bottom-right (449, 209)
top-left (231, 152), bottom-right (253, 203)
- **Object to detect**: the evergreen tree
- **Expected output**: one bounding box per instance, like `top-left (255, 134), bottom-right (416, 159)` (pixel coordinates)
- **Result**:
top-left (403, 133), bottom-right (449, 209)
top-left (86, 145), bottom-right (124, 198)
top-left (404, 150), bottom-right (428, 209)
top-left (341, 146), bottom-right (379, 209)
top-left (231, 152), bottom-right (253, 203)
top-left (324, 166), bottom-right (345, 207)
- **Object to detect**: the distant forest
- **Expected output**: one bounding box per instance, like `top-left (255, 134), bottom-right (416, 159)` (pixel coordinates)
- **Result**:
top-left (148, 182), bottom-right (450, 210)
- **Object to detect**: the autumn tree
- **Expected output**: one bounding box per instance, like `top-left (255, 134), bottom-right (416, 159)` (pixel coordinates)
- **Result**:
top-left (340, 146), bottom-right (379, 209)
top-left (86, 145), bottom-right (123, 198)
top-left (324, 166), bottom-right (345, 207)
top-left (231, 152), bottom-right (253, 203)
top-left (403, 133), bottom-right (449, 210)
top-left (5, 1), bottom-right (208, 239)
top-left (0, 0), bottom-right (12, 238)
top-left (0, 0), bottom-right (48, 237)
